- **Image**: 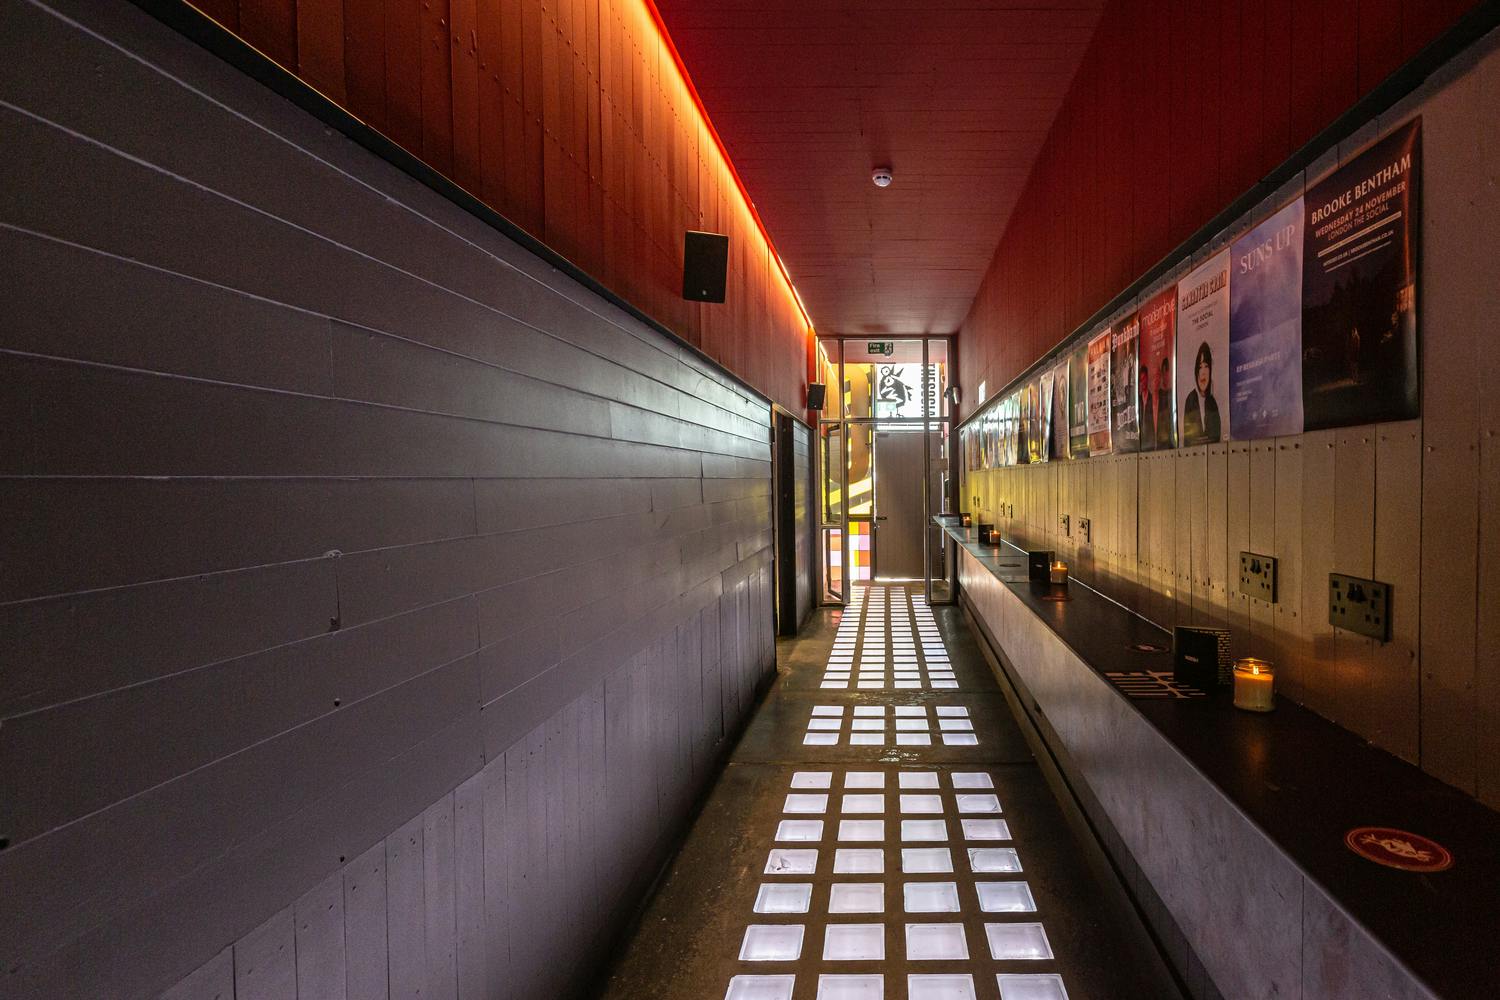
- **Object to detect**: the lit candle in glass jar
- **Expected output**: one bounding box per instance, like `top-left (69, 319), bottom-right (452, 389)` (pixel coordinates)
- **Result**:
top-left (1233, 658), bottom-right (1275, 712)
top-left (1050, 561), bottom-right (1069, 585)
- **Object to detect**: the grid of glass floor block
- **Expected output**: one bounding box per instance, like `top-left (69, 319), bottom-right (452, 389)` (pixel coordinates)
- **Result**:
top-left (824, 584), bottom-right (957, 691)
top-left (728, 769), bottom-right (1069, 1000)
top-left (803, 705), bottom-right (980, 748)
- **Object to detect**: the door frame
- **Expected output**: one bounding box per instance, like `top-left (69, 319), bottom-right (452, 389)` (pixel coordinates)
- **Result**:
top-left (815, 336), bottom-right (958, 606)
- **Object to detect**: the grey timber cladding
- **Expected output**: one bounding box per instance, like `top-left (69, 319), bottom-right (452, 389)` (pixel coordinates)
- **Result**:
top-left (0, 0), bottom-right (779, 997)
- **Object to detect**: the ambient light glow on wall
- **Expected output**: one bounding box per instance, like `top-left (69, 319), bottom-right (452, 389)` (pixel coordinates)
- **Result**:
top-left (640, 0), bottom-right (811, 325)
top-left (181, 0), bottom-right (814, 403)
top-left (961, 119), bottom-right (1421, 471)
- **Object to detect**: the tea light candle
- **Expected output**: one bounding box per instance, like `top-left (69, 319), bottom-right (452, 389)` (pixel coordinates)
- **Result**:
top-left (1050, 561), bottom-right (1069, 585)
top-left (960, 513), bottom-right (972, 528)
top-left (1233, 658), bottom-right (1275, 712)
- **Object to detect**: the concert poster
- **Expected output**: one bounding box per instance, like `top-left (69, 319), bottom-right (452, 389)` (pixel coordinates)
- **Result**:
top-left (1229, 197), bottom-right (1305, 438)
top-left (1038, 370), bottom-right (1055, 463)
top-left (1068, 343), bottom-right (1090, 457)
top-left (1026, 380), bottom-right (1044, 464)
top-left (1138, 284), bottom-right (1177, 451)
top-left (983, 407), bottom-right (998, 470)
top-left (1302, 119), bottom-right (1421, 429)
top-left (1016, 386), bottom-right (1030, 465)
top-left (1177, 249), bottom-right (1231, 445)
top-left (1004, 392), bottom-right (1020, 466)
top-left (1049, 359), bottom-right (1070, 459)
top-left (1111, 312), bottom-right (1141, 453)
top-left (1086, 329), bottom-right (1113, 455)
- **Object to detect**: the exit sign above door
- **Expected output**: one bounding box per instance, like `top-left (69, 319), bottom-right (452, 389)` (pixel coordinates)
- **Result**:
top-left (867, 341), bottom-right (894, 356)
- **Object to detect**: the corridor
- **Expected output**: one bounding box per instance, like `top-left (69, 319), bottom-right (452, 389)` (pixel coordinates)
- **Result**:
top-left (7, 0), bottom-right (1499, 997)
top-left (601, 585), bottom-right (1179, 1000)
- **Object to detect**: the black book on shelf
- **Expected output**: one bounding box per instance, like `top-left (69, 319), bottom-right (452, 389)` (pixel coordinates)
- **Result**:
top-left (1026, 549), bottom-right (1054, 582)
top-left (1173, 626), bottom-right (1232, 689)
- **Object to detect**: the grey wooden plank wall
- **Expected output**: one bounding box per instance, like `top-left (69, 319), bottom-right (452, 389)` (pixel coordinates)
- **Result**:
top-left (0, 0), bottom-right (779, 997)
top-left (967, 30), bottom-right (1500, 807)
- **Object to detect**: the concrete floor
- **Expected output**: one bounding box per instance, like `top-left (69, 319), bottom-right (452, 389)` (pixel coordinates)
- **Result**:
top-left (599, 583), bottom-right (1181, 1000)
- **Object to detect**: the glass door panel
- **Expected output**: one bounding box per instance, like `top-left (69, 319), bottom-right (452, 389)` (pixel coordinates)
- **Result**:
top-left (818, 336), bottom-right (955, 605)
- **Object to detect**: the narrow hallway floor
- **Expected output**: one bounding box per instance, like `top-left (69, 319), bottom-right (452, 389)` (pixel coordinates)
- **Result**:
top-left (600, 583), bottom-right (1180, 1000)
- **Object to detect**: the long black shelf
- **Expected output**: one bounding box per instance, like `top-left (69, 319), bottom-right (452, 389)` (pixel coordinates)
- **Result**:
top-left (937, 514), bottom-right (1500, 1000)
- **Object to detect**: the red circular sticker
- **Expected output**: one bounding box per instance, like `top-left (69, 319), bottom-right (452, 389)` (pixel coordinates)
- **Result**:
top-left (1345, 827), bottom-right (1453, 873)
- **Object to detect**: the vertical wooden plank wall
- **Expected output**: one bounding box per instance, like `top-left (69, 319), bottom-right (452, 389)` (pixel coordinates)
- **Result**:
top-left (0, 0), bottom-right (779, 997)
top-left (962, 30), bottom-right (1500, 806)
top-left (957, 0), bottom-right (1479, 399)
top-left (181, 0), bottom-right (809, 413)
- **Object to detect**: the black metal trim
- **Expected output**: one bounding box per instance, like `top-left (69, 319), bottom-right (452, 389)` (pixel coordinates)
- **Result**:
top-left (957, 0), bottom-right (1500, 431)
top-left (126, 0), bottom-right (780, 412)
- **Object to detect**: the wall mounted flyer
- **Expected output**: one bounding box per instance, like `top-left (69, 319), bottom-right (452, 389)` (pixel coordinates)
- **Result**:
top-left (1176, 249), bottom-right (1231, 446)
top-left (1302, 119), bottom-right (1422, 430)
top-left (1229, 198), bottom-right (1306, 439)
top-left (1068, 342), bottom-right (1090, 457)
top-left (1050, 359), bottom-right (1070, 459)
top-left (1111, 312), bottom-right (1142, 454)
top-left (1086, 329), bottom-right (1113, 455)
top-left (1038, 370), bottom-right (1055, 463)
top-left (1138, 285), bottom-right (1178, 452)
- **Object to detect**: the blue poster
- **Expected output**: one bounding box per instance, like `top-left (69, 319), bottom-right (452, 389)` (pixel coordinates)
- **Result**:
top-left (1228, 199), bottom-right (1304, 439)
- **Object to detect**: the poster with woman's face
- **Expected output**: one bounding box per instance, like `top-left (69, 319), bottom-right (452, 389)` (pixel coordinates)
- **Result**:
top-left (1177, 249), bottom-right (1231, 445)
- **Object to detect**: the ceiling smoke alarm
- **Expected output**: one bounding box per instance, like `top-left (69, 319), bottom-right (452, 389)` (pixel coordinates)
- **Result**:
top-left (871, 166), bottom-right (893, 188)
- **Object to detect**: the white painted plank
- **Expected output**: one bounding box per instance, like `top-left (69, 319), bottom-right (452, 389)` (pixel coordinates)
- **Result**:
top-left (1224, 443), bottom-right (1251, 661)
top-left (1333, 428), bottom-right (1377, 737)
top-left (1372, 421), bottom-right (1421, 762)
top-left (1272, 439), bottom-right (1305, 700)
top-left (1301, 431), bottom-right (1338, 718)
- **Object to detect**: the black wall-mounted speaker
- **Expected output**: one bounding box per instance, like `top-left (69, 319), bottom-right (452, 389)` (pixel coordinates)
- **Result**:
top-left (807, 383), bottom-right (827, 411)
top-left (682, 231), bottom-right (729, 302)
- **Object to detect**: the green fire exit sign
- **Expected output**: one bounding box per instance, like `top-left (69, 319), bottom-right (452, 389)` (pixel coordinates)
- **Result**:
top-left (867, 341), bottom-right (894, 356)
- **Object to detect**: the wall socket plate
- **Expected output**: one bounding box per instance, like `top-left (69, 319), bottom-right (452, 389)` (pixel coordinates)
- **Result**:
top-left (1060, 514), bottom-right (1071, 536)
top-left (1238, 551), bottom-right (1278, 603)
top-left (1078, 517), bottom-right (1091, 543)
top-left (1328, 573), bottom-right (1391, 641)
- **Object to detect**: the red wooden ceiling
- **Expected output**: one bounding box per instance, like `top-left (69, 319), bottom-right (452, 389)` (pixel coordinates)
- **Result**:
top-left (655, 0), bottom-right (1104, 336)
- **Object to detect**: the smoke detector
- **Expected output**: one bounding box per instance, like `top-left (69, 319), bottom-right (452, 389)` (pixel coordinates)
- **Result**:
top-left (871, 166), bottom-right (893, 188)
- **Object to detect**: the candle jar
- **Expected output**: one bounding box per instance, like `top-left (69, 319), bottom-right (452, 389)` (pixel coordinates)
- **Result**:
top-left (1049, 561), bottom-right (1069, 585)
top-left (960, 513), bottom-right (972, 528)
top-left (1233, 658), bottom-right (1276, 712)
top-left (978, 522), bottom-right (994, 544)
